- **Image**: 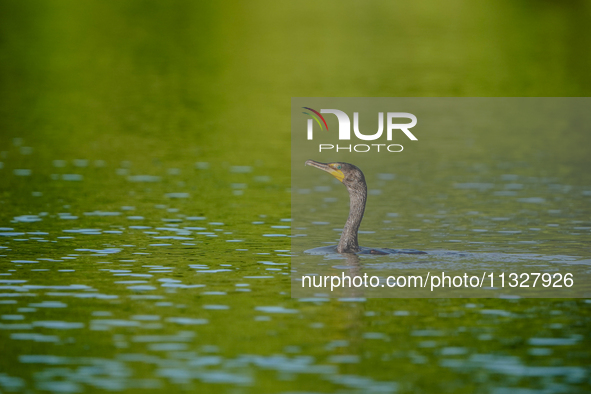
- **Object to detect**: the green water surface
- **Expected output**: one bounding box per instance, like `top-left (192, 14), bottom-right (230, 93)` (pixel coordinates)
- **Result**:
top-left (1, 1), bottom-right (590, 393)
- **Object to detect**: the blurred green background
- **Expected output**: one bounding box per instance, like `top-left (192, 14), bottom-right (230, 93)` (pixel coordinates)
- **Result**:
top-left (2, 0), bottom-right (591, 164)
top-left (1, 0), bottom-right (591, 393)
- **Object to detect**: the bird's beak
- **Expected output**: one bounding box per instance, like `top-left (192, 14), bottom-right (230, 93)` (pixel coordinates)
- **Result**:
top-left (305, 160), bottom-right (345, 182)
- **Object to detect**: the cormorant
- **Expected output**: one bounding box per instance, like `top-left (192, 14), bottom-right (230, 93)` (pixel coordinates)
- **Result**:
top-left (305, 160), bottom-right (426, 255)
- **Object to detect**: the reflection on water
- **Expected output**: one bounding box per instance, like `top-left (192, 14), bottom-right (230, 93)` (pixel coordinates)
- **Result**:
top-left (2, 0), bottom-right (591, 392)
top-left (1, 140), bottom-right (590, 392)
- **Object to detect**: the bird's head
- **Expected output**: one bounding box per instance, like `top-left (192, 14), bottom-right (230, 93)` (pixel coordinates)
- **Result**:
top-left (305, 160), bottom-right (365, 189)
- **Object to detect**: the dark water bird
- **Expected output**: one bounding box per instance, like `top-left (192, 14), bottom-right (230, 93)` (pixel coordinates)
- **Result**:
top-left (305, 160), bottom-right (426, 255)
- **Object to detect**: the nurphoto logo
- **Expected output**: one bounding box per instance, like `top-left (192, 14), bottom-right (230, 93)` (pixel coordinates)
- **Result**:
top-left (303, 107), bottom-right (418, 153)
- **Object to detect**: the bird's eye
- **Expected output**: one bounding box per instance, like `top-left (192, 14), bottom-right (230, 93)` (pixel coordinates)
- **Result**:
top-left (337, 165), bottom-right (341, 170)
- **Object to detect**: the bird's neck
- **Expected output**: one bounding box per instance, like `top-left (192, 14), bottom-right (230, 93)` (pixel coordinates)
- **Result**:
top-left (337, 183), bottom-right (367, 253)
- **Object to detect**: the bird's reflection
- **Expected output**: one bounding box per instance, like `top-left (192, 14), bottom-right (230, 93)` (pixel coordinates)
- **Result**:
top-left (336, 252), bottom-right (364, 298)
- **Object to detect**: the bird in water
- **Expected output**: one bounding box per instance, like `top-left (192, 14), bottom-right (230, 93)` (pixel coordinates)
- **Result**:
top-left (305, 160), bottom-right (426, 255)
